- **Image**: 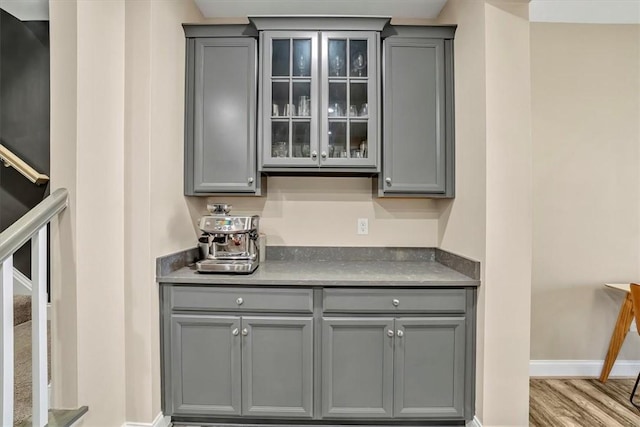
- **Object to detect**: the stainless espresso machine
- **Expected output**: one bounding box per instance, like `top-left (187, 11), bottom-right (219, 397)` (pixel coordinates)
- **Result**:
top-left (196, 204), bottom-right (260, 274)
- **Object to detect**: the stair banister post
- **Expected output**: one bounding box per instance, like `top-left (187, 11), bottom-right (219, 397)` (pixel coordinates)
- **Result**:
top-left (32, 226), bottom-right (48, 426)
top-left (0, 256), bottom-right (14, 426)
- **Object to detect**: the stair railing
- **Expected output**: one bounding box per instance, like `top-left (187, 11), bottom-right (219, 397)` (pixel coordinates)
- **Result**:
top-left (0, 144), bottom-right (50, 186)
top-left (0, 188), bottom-right (68, 426)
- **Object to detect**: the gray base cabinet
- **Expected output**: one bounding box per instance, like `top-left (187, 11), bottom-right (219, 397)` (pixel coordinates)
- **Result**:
top-left (380, 26), bottom-right (456, 198)
top-left (322, 318), bottom-right (394, 418)
top-left (171, 315), bottom-right (241, 416)
top-left (394, 317), bottom-right (465, 418)
top-left (242, 316), bottom-right (313, 417)
top-left (161, 285), bottom-right (475, 425)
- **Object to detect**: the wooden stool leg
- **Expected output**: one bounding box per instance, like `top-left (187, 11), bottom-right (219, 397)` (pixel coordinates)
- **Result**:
top-left (600, 293), bottom-right (634, 383)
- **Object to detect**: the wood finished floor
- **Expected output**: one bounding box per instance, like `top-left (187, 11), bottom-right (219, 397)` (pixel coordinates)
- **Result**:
top-left (530, 378), bottom-right (640, 426)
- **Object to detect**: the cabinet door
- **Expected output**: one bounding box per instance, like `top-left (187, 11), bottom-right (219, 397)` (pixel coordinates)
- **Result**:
top-left (261, 32), bottom-right (320, 168)
top-left (320, 32), bottom-right (378, 169)
top-left (186, 38), bottom-right (258, 194)
top-left (171, 315), bottom-right (241, 416)
top-left (382, 38), bottom-right (447, 195)
top-left (322, 317), bottom-right (394, 418)
top-left (394, 317), bottom-right (465, 418)
top-left (242, 316), bottom-right (313, 417)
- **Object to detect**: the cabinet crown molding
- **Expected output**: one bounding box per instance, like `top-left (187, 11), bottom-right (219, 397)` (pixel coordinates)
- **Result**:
top-left (249, 16), bottom-right (391, 31)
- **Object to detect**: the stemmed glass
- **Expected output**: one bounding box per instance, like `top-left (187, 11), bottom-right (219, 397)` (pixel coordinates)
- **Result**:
top-left (352, 53), bottom-right (366, 77)
top-left (296, 54), bottom-right (306, 76)
top-left (330, 54), bottom-right (344, 76)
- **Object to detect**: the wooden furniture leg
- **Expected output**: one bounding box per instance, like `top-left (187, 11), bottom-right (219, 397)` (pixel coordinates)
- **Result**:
top-left (600, 292), bottom-right (634, 383)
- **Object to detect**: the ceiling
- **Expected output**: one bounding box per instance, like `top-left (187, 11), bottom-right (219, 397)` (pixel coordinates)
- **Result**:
top-left (1, 0), bottom-right (638, 26)
top-left (0, 0), bottom-right (48, 21)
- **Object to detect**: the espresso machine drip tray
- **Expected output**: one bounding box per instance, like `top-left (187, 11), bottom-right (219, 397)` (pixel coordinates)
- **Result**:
top-left (196, 259), bottom-right (259, 274)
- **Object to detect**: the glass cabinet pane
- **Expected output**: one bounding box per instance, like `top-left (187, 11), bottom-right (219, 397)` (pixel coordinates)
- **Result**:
top-left (328, 122), bottom-right (346, 158)
top-left (271, 82), bottom-right (289, 117)
top-left (349, 83), bottom-right (368, 117)
top-left (272, 39), bottom-right (290, 77)
top-left (293, 82), bottom-right (311, 117)
top-left (328, 83), bottom-right (346, 118)
top-left (328, 39), bottom-right (347, 77)
top-left (292, 39), bottom-right (311, 77)
top-left (349, 40), bottom-right (368, 77)
top-left (292, 122), bottom-right (311, 157)
top-left (271, 122), bottom-right (289, 157)
top-left (350, 122), bottom-right (368, 159)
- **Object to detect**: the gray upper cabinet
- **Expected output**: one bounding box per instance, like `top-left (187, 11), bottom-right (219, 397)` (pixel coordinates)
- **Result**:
top-left (380, 26), bottom-right (456, 197)
top-left (184, 25), bottom-right (260, 195)
top-left (255, 18), bottom-right (387, 173)
top-left (242, 316), bottom-right (313, 418)
top-left (170, 315), bottom-right (241, 416)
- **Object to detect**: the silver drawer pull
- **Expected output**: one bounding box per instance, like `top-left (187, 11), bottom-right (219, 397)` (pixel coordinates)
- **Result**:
top-left (392, 299), bottom-right (400, 307)
top-left (397, 330), bottom-right (404, 338)
top-left (387, 329), bottom-right (394, 337)
top-left (241, 328), bottom-right (248, 336)
top-left (236, 297), bottom-right (244, 305)
top-left (232, 328), bottom-right (239, 336)
top-left (248, 177), bottom-right (254, 184)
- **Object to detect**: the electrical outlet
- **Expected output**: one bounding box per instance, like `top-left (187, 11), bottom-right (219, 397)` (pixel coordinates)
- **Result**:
top-left (357, 218), bottom-right (368, 235)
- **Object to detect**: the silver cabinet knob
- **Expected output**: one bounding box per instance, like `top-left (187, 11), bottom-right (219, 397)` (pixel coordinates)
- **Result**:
top-left (392, 299), bottom-right (400, 307)
top-left (232, 328), bottom-right (239, 336)
top-left (385, 177), bottom-right (392, 186)
top-left (387, 329), bottom-right (394, 337)
top-left (321, 151), bottom-right (327, 159)
top-left (397, 330), bottom-right (404, 338)
top-left (241, 328), bottom-right (248, 336)
top-left (248, 177), bottom-right (254, 184)
top-left (236, 297), bottom-right (244, 305)
top-left (311, 151), bottom-right (318, 159)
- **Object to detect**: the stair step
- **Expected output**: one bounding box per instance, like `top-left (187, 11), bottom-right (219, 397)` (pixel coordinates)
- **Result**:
top-left (16, 406), bottom-right (89, 427)
top-left (13, 295), bottom-right (32, 326)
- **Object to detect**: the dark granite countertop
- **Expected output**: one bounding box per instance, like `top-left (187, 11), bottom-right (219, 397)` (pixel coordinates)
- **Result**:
top-left (156, 246), bottom-right (480, 287)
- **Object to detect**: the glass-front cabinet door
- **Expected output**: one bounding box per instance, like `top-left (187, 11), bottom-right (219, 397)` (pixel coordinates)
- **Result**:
top-left (260, 30), bottom-right (378, 170)
top-left (261, 32), bottom-right (319, 167)
top-left (320, 32), bottom-right (377, 168)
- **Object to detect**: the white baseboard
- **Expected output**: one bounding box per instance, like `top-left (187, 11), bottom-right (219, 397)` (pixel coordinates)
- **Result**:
top-left (530, 359), bottom-right (640, 377)
top-left (13, 267), bottom-right (32, 295)
top-left (123, 412), bottom-right (169, 427)
top-left (466, 416), bottom-right (483, 427)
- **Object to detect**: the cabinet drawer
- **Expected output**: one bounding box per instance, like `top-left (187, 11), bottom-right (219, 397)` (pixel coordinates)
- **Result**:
top-left (323, 288), bottom-right (466, 313)
top-left (171, 287), bottom-right (313, 313)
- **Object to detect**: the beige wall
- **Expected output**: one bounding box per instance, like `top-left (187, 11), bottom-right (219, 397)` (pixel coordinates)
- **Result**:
top-left (51, 0), bottom-right (128, 424)
top-left (531, 23), bottom-right (640, 360)
top-left (436, 0), bottom-right (489, 422)
top-left (483, 2), bottom-right (532, 426)
top-left (197, 178), bottom-right (440, 247)
top-left (51, 0), bottom-right (203, 425)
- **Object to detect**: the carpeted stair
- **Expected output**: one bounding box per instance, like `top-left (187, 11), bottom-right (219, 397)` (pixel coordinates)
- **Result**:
top-left (13, 295), bottom-right (51, 427)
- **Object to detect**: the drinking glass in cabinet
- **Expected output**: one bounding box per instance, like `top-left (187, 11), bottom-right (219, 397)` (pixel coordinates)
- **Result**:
top-left (349, 40), bottom-right (368, 77)
top-left (272, 82), bottom-right (289, 117)
top-left (292, 82), bottom-right (311, 116)
top-left (328, 122), bottom-right (346, 158)
top-left (292, 39), bottom-right (311, 77)
top-left (328, 39), bottom-right (346, 77)
top-left (292, 122), bottom-right (311, 157)
top-left (350, 83), bottom-right (368, 115)
top-left (273, 141), bottom-right (288, 158)
top-left (350, 122), bottom-right (368, 158)
top-left (329, 82), bottom-right (346, 117)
